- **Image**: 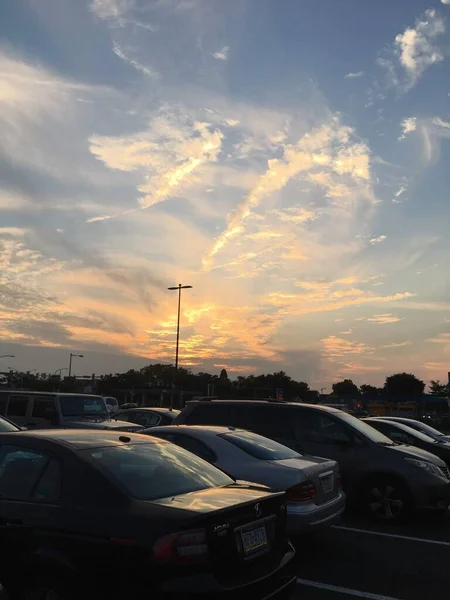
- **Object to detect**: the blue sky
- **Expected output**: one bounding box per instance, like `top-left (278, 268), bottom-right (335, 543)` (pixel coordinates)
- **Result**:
top-left (0, 0), bottom-right (450, 389)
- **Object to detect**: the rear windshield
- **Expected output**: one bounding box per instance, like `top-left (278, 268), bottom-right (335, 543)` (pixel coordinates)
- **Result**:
top-left (60, 395), bottom-right (108, 418)
top-left (86, 440), bottom-right (234, 500)
top-left (220, 430), bottom-right (301, 460)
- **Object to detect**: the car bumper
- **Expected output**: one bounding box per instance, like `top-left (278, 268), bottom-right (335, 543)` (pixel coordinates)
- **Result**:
top-left (157, 542), bottom-right (297, 599)
top-left (413, 479), bottom-right (450, 511)
top-left (287, 490), bottom-right (346, 535)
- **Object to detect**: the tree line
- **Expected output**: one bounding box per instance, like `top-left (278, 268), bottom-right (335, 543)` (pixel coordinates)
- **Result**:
top-left (2, 365), bottom-right (447, 399)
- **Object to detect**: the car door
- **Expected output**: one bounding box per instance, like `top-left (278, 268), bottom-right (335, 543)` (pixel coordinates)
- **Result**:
top-left (28, 396), bottom-right (58, 429)
top-left (5, 395), bottom-right (30, 428)
top-left (292, 409), bottom-right (367, 486)
top-left (0, 445), bottom-right (62, 564)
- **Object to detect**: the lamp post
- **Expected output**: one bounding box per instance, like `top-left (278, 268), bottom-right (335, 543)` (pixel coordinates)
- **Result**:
top-left (168, 284), bottom-right (192, 408)
top-left (68, 353), bottom-right (83, 378)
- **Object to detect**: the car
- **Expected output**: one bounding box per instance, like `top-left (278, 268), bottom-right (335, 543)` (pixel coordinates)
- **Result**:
top-left (376, 416), bottom-right (450, 443)
top-left (363, 417), bottom-right (450, 468)
top-left (174, 399), bottom-right (450, 522)
top-left (144, 424), bottom-right (345, 535)
top-left (0, 429), bottom-right (296, 600)
top-left (114, 407), bottom-right (181, 428)
top-left (0, 390), bottom-right (143, 432)
top-left (0, 414), bottom-right (21, 432)
top-left (104, 396), bottom-right (119, 414)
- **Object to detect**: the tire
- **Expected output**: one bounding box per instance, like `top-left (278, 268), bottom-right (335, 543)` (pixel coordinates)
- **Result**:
top-left (361, 475), bottom-right (412, 524)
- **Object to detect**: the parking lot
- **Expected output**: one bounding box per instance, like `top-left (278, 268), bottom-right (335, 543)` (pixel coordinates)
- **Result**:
top-left (291, 510), bottom-right (450, 600)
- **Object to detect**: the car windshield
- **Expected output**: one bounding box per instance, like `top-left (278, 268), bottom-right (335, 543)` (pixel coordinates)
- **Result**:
top-left (60, 395), bottom-right (108, 418)
top-left (0, 416), bottom-right (20, 432)
top-left (86, 439), bottom-right (234, 500)
top-left (410, 421), bottom-right (446, 439)
top-left (371, 421), bottom-right (440, 444)
top-left (221, 430), bottom-right (301, 460)
top-left (336, 411), bottom-right (396, 445)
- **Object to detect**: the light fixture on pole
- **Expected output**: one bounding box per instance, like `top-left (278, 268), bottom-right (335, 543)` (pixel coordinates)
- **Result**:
top-left (167, 284), bottom-right (192, 408)
top-left (54, 367), bottom-right (68, 377)
top-left (0, 355), bottom-right (15, 377)
top-left (68, 353), bottom-right (83, 378)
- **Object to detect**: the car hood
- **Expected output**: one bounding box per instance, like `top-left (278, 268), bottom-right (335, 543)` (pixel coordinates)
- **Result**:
top-left (387, 443), bottom-right (447, 466)
top-left (60, 418), bottom-right (142, 431)
top-left (150, 483), bottom-right (279, 514)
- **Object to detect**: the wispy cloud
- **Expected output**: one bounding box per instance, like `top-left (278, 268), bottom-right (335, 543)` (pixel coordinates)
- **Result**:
top-left (378, 9), bottom-right (446, 92)
top-left (345, 71), bottom-right (364, 79)
top-left (213, 46), bottom-right (229, 60)
top-left (369, 235), bottom-right (387, 244)
top-left (399, 117), bottom-right (417, 140)
top-left (381, 341), bottom-right (412, 348)
top-left (366, 314), bottom-right (401, 324)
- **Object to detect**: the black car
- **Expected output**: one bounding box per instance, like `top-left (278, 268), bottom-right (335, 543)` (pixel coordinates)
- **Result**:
top-left (363, 418), bottom-right (450, 468)
top-left (114, 407), bottom-right (180, 428)
top-left (0, 430), bottom-right (296, 600)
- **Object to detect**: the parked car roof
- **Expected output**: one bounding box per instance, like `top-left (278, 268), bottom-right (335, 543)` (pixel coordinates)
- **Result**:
top-left (0, 429), bottom-right (155, 450)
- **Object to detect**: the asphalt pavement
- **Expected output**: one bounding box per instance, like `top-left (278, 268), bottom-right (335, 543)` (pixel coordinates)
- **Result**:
top-left (291, 509), bottom-right (450, 600)
top-left (1, 510), bottom-right (448, 599)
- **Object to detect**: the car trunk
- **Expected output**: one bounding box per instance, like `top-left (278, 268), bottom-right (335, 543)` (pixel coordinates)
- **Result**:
top-left (152, 485), bottom-right (288, 586)
top-left (273, 457), bottom-right (340, 505)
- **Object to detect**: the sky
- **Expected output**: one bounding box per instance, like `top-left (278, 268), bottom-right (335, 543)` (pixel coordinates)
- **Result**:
top-left (1, 0), bottom-right (450, 389)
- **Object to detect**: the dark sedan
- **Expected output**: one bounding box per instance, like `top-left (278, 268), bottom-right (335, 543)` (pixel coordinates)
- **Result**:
top-left (364, 418), bottom-right (450, 469)
top-left (114, 407), bottom-right (180, 428)
top-left (0, 430), bottom-right (295, 600)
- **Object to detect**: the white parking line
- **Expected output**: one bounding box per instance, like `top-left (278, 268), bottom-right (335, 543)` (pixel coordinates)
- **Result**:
top-left (333, 525), bottom-right (450, 547)
top-left (296, 578), bottom-right (402, 600)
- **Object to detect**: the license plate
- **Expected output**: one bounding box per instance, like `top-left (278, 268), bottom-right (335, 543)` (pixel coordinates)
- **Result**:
top-left (321, 474), bottom-right (334, 493)
top-left (241, 525), bottom-right (267, 554)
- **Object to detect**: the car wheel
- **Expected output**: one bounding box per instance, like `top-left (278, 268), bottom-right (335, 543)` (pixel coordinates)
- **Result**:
top-left (362, 476), bottom-right (412, 524)
top-left (22, 576), bottom-right (78, 600)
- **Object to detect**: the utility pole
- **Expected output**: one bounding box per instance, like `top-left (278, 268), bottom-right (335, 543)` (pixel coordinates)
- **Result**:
top-left (168, 284), bottom-right (192, 409)
top-left (68, 353), bottom-right (83, 378)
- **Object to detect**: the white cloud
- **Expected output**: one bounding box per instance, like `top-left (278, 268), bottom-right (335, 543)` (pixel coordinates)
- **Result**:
top-left (381, 341), bottom-right (412, 348)
top-left (369, 235), bottom-right (387, 244)
top-left (399, 117), bottom-right (417, 140)
top-left (213, 46), bottom-right (229, 61)
top-left (366, 314), bottom-right (401, 324)
top-left (393, 9), bottom-right (446, 89)
top-left (344, 71), bottom-right (364, 79)
top-left (441, 0), bottom-right (450, 5)
top-left (89, 109), bottom-right (224, 213)
top-left (90, 0), bottom-right (134, 21)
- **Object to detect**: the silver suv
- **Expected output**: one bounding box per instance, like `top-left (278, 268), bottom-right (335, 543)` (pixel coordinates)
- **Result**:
top-left (0, 391), bottom-right (142, 432)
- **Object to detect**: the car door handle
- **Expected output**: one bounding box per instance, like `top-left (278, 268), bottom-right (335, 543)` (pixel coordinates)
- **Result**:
top-left (0, 518), bottom-right (24, 527)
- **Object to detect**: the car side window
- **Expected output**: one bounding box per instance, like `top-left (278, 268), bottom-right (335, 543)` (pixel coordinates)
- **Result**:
top-left (31, 458), bottom-right (62, 503)
top-left (154, 432), bottom-right (217, 463)
top-left (173, 434), bottom-right (217, 463)
top-left (32, 397), bottom-right (57, 419)
top-left (6, 396), bottom-right (28, 418)
top-left (116, 412), bottom-right (131, 422)
top-left (0, 445), bottom-right (51, 500)
top-left (235, 405), bottom-right (296, 439)
top-left (135, 412), bottom-right (160, 427)
top-left (183, 405), bottom-right (237, 426)
top-left (0, 397), bottom-right (6, 415)
top-left (295, 411), bottom-right (352, 445)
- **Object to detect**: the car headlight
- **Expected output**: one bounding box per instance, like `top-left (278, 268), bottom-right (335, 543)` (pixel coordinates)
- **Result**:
top-left (406, 458), bottom-right (443, 478)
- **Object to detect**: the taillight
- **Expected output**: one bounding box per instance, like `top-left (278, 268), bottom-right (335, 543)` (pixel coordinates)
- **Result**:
top-left (286, 481), bottom-right (316, 503)
top-left (153, 528), bottom-right (209, 565)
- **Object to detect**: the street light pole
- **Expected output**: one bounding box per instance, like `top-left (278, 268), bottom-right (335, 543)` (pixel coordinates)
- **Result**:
top-left (168, 284), bottom-right (192, 409)
top-left (68, 353), bottom-right (83, 378)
